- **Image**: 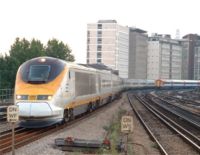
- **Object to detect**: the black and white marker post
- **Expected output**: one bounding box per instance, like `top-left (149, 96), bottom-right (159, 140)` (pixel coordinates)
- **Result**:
top-left (7, 105), bottom-right (19, 155)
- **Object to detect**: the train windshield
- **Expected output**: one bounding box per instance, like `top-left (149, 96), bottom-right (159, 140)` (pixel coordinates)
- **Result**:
top-left (20, 57), bottom-right (65, 83)
top-left (28, 65), bottom-right (51, 83)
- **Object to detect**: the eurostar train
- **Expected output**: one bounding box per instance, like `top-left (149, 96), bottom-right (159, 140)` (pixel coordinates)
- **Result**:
top-left (123, 79), bottom-right (155, 89)
top-left (15, 57), bottom-right (123, 128)
top-left (14, 57), bottom-right (200, 128)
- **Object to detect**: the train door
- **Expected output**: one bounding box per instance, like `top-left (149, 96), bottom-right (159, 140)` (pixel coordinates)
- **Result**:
top-left (99, 73), bottom-right (103, 94)
top-left (68, 70), bottom-right (75, 99)
top-left (97, 73), bottom-right (101, 94)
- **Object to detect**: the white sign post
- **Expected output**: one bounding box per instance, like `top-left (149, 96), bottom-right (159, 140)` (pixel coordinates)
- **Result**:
top-left (121, 115), bottom-right (134, 155)
top-left (7, 105), bottom-right (19, 155)
top-left (121, 115), bottom-right (133, 133)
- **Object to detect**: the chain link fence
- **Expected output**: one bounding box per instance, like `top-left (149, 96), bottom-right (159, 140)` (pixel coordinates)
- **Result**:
top-left (0, 89), bottom-right (14, 105)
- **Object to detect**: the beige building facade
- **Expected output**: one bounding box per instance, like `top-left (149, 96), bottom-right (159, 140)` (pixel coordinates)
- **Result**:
top-left (147, 34), bottom-right (182, 80)
top-left (87, 20), bottom-right (129, 78)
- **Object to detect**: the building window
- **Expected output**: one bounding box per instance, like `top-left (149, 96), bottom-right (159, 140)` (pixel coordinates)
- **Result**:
top-left (97, 45), bottom-right (102, 51)
top-left (87, 31), bottom-right (90, 37)
top-left (87, 45), bottom-right (90, 51)
top-left (87, 38), bottom-right (90, 44)
top-left (97, 59), bottom-right (101, 63)
top-left (97, 52), bottom-right (101, 58)
top-left (87, 52), bottom-right (89, 59)
top-left (87, 59), bottom-right (89, 64)
top-left (98, 24), bottom-right (102, 29)
top-left (97, 31), bottom-right (102, 37)
top-left (97, 38), bottom-right (102, 44)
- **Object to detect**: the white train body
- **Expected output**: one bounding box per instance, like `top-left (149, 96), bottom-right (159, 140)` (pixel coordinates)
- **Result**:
top-left (123, 79), bottom-right (155, 89)
top-left (15, 57), bottom-right (200, 128)
top-left (15, 57), bottom-right (123, 127)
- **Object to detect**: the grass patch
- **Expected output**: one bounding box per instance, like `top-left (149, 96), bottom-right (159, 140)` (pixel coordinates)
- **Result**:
top-left (100, 107), bottom-right (127, 154)
top-left (151, 142), bottom-right (159, 149)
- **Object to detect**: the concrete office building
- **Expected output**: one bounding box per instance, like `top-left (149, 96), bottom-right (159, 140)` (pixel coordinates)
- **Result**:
top-left (194, 45), bottom-right (200, 80)
top-left (128, 28), bottom-right (148, 79)
top-left (147, 34), bottom-right (182, 80)
top-left (87, 20), bottom-right (148, 79)
top-left (87, 20), bottom-right (129, 78)
top-left (180, 39), bottom-right (190, 79)
top-left (181, 34), bottom-right (200, 80)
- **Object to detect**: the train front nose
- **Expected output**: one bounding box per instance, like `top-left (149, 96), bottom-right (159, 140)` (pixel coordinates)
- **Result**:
top-left (16, 102), bottom-right (64, 128)
top-left (17, 102), bottom-right (52, 117)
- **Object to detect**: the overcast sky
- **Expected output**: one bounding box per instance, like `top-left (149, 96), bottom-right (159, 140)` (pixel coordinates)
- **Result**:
top-left (0, 0), bottom-right (199, 63)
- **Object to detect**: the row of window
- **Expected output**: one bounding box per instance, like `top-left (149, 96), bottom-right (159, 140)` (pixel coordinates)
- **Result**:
top-left (102, 79), bottom-right (111, 87)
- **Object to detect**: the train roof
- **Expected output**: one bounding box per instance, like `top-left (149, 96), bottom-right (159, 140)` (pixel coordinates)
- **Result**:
top-left (57, 58), bottom-right (114, 74)
top-left (79, 63), bottom-right (111, 70)
top-left (125, 79), bottom-right (155, 82)
top-left (65, 62), bottom-right (113, 74)
top-left (20, 57), bottom-right (119, 76)
top-left (156, 79), bottom-right (200, 83)
top-left (79, 63), bottom-right (118, 75)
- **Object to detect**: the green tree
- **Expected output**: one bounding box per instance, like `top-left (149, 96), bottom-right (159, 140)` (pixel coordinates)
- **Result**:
top-left (9, 38), bottom-right (45, 64)
top-left (9, 38), bottom-right (30, 64)
top-left (5, 38), bottom-right (46, 88)
top-left (0, 55), bottom-right (18, 88)
top-left (29, 39), bottom-right (45, 58)
top-left (0, 37), bottom-right (75, 88)
top-left (45, 39), bottom-right (75, 61)
top-left (3, 56), bottom-right (19, 88)
top-left (0, 55), bottom-right (6, 88)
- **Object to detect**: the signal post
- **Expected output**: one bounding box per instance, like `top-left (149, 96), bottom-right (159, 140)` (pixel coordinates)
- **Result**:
top-left (7, 105), bottom-right (19, 155)
top-left (121, 115), bottom-right (134, 155)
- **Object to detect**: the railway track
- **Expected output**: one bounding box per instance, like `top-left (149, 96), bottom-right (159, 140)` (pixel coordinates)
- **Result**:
top-left (127, 92), bottom-right (200, 155)
top-left (0, 98), bottom-right (119, 154)
top-left (144, 94), bottom-right (200, 145)
top-left (148, 94), bottom-right (200, 129)
top-left (162, 95), bottom-right (200, 116)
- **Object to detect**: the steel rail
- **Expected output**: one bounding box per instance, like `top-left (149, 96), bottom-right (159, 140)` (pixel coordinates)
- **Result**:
top-left (0, 97), bottom-right (119, 154)
top-left (142, 96), bottom-right (200, 145)
top-left (136, 95), bottom-right (200, 152)
top-left (127, 93), bottom-right (168, 155)
top-left (148, 94), bottom-right (200, 129)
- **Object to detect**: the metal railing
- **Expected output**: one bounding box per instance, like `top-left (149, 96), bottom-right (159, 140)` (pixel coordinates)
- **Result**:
top-left (0, 89), bottom-right (14, 105)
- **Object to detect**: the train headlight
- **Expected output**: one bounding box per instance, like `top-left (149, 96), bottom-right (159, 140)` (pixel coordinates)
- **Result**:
top-left (37, 95), bottom-right (52, 100)
top-left (39, 58), bottom-right (46, 62)
top-left (16, 95), bottom-right (28, 100)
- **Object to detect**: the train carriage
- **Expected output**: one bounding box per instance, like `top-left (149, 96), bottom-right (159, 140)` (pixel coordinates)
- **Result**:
top-left (15, 57), bottom-right (200, 128)
top-left (15, 57), bottom-right (123, 128)
top-left (155, 79), bottom-right (200, 88)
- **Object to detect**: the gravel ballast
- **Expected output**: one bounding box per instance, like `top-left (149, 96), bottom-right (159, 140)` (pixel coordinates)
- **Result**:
top-left (5, 93), bottom-right (160, 155)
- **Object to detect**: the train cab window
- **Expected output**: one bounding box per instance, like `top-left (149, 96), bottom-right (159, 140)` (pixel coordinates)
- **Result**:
top-left (28, 65), bottom-right (50, 83)
top-left (20, 57), bottom-right (65, 83)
